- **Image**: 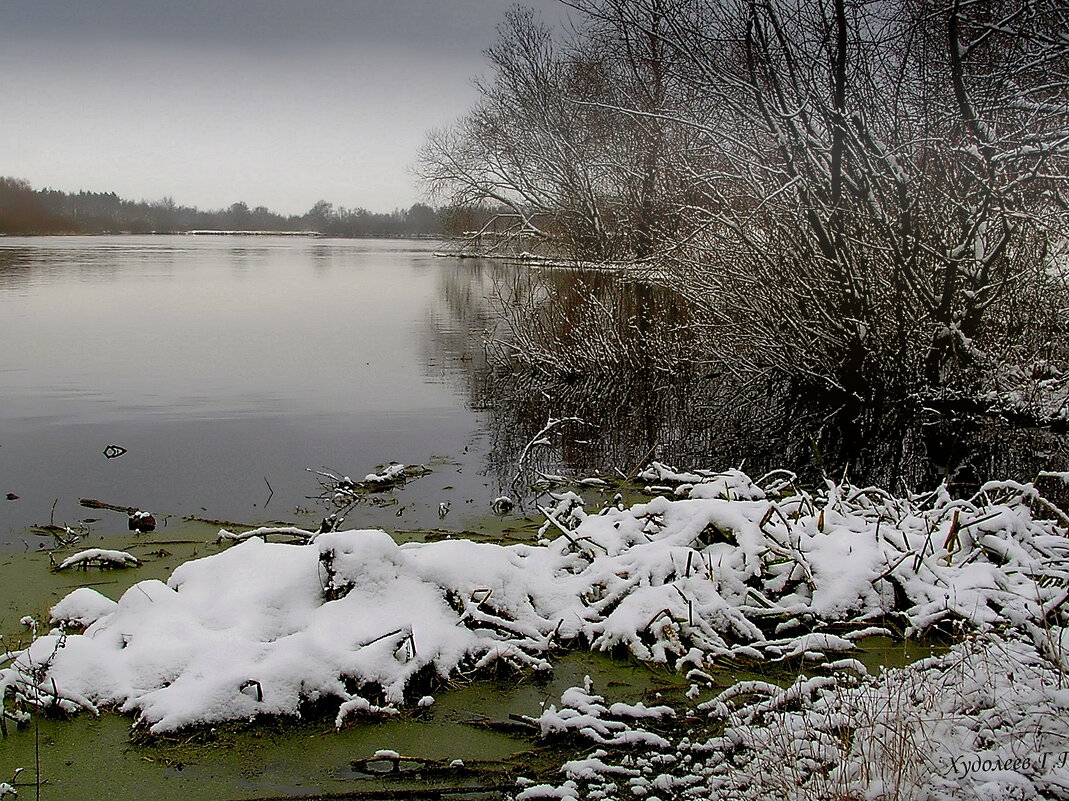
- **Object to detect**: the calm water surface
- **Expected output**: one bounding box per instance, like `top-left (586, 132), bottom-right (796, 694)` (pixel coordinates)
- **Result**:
top-left (3, 236), bottom-right (1066, 548)
top-left (0, 236), bottom-right (496, 546)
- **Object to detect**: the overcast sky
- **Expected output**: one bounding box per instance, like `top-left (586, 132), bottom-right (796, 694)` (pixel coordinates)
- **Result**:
top-left (1, 1), bottom-right (566, 215)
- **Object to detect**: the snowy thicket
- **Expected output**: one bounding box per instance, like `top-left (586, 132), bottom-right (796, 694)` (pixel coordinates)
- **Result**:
top-left (513, 632), bottom-right (1069, 800)
top-left (422, 0), bottom-right (1069, 412)
top-left (1, 466), bottom-right (1067, 738)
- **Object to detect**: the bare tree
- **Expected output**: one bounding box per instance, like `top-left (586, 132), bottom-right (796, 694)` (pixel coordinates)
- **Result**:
top-left (418, 4), bottom-right (702, 260)
top-left (419, 0), bottom-right (1068, 411)
top-left (418, 7), bottom-right (617, 257)
top-left (640, 0), bottom-right (1069, 404)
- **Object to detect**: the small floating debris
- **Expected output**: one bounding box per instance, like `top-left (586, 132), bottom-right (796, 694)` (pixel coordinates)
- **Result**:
top-left (308, 463), bottom-right (432, 507)
top-left (54, 548), bottom-right (141, 571)
top-left (351, 750), bottom-right (426, 775)
top-left (102, 444), bottom-right (127, 459)
top-left (364, 463), bottom-right (407, 484)
top-left (490, 495), bottom-right (514, 515)
top-left (128, 510), bottom-right (156, 533)
top-left (31, 524), bottom-right (81, 548)
top-left (318, 513), bottom-right (343, 534)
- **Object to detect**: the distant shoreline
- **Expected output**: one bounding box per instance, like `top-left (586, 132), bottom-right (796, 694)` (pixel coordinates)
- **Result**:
top-left (0, 230), bottom-right (446, 240)
top-left (186, 229), bottom-right (322, 237)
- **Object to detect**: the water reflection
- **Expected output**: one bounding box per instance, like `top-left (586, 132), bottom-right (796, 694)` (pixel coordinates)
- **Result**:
top-left (429, 261), bottom-right (1069, 500)
top-left (1, 237), bottom-right (1064, 549)
top-left (0, 236), bottom-right (491, 545)
top-left (0, 247), bottom-right (35, 288)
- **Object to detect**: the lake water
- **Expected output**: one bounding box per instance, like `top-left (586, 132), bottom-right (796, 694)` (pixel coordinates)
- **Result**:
top-left (0, 236), bottom-right (503, 547)
top-left (2, 235), bottom-right (1066, 549)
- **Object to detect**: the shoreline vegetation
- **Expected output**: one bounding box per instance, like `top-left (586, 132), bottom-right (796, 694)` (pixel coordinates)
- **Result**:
top-left (418, 0), bottom-right (1069, 434)
top-left (3, 463), bottom-right (1068, 799)
top-left (0, 176), bottom-right (468, 240)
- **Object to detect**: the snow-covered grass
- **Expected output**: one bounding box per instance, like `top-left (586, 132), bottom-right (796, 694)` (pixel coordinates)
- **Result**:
top-left (1, 462), bottom-right (1067, 792)
top-left (514, 630), bottom-right (1069, 800)
top-left (984, 358), bottom-right (1069, 428)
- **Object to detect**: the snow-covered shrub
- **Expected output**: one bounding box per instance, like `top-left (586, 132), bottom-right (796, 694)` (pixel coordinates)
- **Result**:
top-left (2, 467), bottom-right (1067, 736)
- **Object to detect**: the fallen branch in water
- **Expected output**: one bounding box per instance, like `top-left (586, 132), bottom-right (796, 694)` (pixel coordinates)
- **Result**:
top-left (53, 549), bottom-right (140, 571)
top-left (217, 526), bottom-right (318, 544)
top-left (512, 416), bottom-right (588, 490)
top-left (308, 464), bottom-right (432, 512)
top-left (79, 498), bottom-right (156, 531)
top-left (79, 498), bottom-right (136, 514)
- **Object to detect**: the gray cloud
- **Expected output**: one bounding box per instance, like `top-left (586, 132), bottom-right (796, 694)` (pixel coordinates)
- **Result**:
top-left (1, 0), bottom-right (567, 215)
top-left (7, 1), bottom-right (512, 51)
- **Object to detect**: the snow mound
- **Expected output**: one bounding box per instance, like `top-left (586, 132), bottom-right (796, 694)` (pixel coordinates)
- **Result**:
top-left (49, 588), bottom-right (118, 629)
top-left (3, 467), bottom-right (1067, 733)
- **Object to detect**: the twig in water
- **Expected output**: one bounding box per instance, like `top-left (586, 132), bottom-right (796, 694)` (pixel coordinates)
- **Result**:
top-left (626, 442), bottom-right (660, 482)
top-left (512, 416), bottom-right (588, 489)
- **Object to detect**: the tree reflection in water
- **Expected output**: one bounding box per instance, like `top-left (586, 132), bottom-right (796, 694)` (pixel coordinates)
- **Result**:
top-left (427, 259), bottom-right (1069, 504)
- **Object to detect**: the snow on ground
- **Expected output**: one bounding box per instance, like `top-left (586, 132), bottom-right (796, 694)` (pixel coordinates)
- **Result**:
top-left (514, 630), bottom-right (1069, 800)
top-left (2, 465), bottom-right (1067, 764)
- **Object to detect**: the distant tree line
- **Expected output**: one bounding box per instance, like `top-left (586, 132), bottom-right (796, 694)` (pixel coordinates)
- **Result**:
top-left (0, 177), bottom-right (78, 235)
top-left (0, 176), bottom-right (462, 239)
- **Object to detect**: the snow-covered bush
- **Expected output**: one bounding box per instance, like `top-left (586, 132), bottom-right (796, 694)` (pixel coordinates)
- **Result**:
top-left (2, 466), bottom-right (1066, 737)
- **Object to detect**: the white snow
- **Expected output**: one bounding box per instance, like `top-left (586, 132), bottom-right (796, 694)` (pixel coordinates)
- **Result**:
top-left (216, 526), bottom-right (316, 543)
top-left (365, 463), bottom-right (407, 483)
top-left (1, 461), bottom-right (1066, 790)
top-left (49, 588), bottom-right (119, 629)
top-left (55, 549), bottom-right (140, 570)
top-left (526, 679), bottom-right (672, 748)
top-left (520, 631), bottom-right (1069, 800)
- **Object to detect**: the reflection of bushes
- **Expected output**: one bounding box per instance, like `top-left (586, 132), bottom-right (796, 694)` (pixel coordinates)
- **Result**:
top-left (427, 260), bottom-right (1069, 499)
top-left (470, 360), bottom-right (1069, 504)
top-left (483, 267), bottom-right (711, 378)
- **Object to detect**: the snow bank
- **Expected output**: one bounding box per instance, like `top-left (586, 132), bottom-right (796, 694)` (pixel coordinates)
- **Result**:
top-left (3, 467), bottom-right (1067, 734)
top-left (49, 588), bottom-right (118, 629)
